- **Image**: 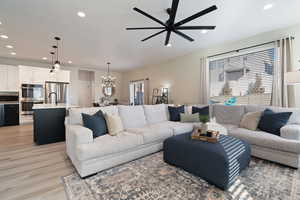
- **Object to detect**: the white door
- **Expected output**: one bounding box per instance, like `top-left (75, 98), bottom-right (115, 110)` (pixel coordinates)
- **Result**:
top-left (78, 80), bottom-right (92, 107)
top-left (0, 65), bottom-right (8, 91)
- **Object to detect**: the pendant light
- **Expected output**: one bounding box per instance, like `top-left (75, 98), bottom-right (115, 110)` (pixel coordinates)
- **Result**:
top-left (101, 62), bottom-right (116, 87)
top-left (53, 36), bottom-right (61, 71)
top-left (50, 51), bottom-right (55, 75)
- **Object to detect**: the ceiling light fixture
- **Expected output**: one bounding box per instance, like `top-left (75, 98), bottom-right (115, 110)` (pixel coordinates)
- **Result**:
top-left (201, 30), bottom-right (208, 34)
top-left (0, 21), bottom-right (2, 25)
top-left (77, 11), bottom-right (86, 18)
top-left (102, 62), bottom-right (116, 88)
top-left (5, 45), bottom-right (13, 49)
top-left (68, 60), bottom-right (72, 64)
top-left (0, 34), bottom-right (8, 39)
top-left (166, 43), bottom-right (172, 47)
top-left (264, 3), bottom-right (273, 10)
top-left (50, 51), bottom-right (55, 75)
top-left (10, 52), bottom-right (16, 55)
top-left (42, 57), bottom-right (47, 60)
top-left (53, 37), bottom-right (61, 71)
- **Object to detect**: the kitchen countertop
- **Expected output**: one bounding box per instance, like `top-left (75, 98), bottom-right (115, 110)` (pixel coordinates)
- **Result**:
top-left (0, 101), bottom-right (19, 105)
top-left (32, 104), bottom-right (79, 110)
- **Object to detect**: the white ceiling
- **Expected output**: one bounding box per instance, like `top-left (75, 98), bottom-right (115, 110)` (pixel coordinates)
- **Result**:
top-left (0, 0), bottom-right (300, 71)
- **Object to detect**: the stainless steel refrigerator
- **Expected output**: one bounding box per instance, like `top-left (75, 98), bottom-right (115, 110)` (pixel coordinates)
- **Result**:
top-left (45, 82), bottom-right (69, 104)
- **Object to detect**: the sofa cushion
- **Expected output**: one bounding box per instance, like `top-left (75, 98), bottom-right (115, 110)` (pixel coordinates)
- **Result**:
top-left (161, 121), bottom-right (194, 135)
top-left (143, 104), bottom-right (168, 124)
top-left (69, 106), bottom-right (119, 125)
top-left (76, 132), bottom-right (144, 161)
top-left (118, 105), bottom-right (147, 129)
top-left (213, 104), bottom-right (245, 125)
top-left (127, 125), bottom-right (173, 144)
top-left (168, 105), bottom-right (185, 121)
top-left (82, 110), bottom-right (108, 138)
top-left (258, 109), bottom-right (292, 136)
top-left (228, 128), bottom-right (300, 154)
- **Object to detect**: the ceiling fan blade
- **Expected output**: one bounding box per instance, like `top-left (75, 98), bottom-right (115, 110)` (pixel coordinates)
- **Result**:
top-left (133, 7), bottom-right (166, 27)
top-left (173, 30), bottom-right (194, 42)
top-left (174, 5), bottom-right (217, 27)
top-left (126, 27), bottom-right (165, 30)
top-left (176, 26), bottom-right (216, 30)
top-left (165, 31), bottom-right (172, 45)
top-left (141, 30), bottom-right (166, 42)
top-left (169, 0), bottom-right (180, 24)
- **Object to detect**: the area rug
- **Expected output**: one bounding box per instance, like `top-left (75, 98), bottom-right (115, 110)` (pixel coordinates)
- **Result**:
top-left (62, 152), bottom-right (300, 200)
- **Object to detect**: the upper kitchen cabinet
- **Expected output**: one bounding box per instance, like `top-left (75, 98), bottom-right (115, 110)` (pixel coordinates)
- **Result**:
top-left (19, 66), bottom-right (70, 85)
top-left (0, 65), bottom-right (19, 92)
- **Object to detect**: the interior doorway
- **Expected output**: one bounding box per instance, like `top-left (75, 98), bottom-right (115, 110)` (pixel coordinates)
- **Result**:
top-left (129, 80), bottom-right (145, 105)
top-left (78, 70), bottom-right (95, 107)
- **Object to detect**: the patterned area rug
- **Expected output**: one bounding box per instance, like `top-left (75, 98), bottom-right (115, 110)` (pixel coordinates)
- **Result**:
top-left (62, 152), bottom-right (300, 200)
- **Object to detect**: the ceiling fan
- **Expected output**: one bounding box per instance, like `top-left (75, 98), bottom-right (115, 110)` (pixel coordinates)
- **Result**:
top-left (126, 0), bottom-right (217, 46)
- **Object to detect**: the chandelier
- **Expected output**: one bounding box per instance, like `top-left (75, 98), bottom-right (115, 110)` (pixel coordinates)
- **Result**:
top-left (101, 62), bottom-right (116, 87)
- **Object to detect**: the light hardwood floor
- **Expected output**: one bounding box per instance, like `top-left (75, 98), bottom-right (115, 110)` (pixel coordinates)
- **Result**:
top-left (0, 124), bottom-right (73, 200)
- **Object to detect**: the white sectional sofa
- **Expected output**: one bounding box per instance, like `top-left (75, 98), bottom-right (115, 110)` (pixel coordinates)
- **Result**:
top-left (65, 103), bottom-right (300, 178)
top-left (65, 104), bottom-right (194, 178)
top-left (212, 104), bottom-right (300, 168)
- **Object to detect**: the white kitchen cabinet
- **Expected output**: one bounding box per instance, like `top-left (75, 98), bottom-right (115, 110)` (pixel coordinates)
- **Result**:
top-left (0, 66), bottom-right (8, 91)
top-left (32, 67), bottom-right (50, 84)
top-left (56, 70), bottom-right (70, 83)
top-left (19, 66), bottom-right (34, 84)
top-left (0, 65), bottom-right (19, 92)
top-left (7, 66), bottom-right (19, 91)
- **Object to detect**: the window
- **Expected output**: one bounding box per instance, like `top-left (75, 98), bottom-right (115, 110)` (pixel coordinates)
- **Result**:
top-left (209, 47), bottom-right (276, 105)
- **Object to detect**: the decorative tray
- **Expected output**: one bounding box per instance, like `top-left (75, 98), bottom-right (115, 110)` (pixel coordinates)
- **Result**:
top-left (191, 128), bottom-right (220, 143)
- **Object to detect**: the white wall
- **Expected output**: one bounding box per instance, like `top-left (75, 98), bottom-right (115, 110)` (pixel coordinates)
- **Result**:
top-left (121, 23), bottom-right (300, 107)
top-left (0, 57), bottom-right (123, 106)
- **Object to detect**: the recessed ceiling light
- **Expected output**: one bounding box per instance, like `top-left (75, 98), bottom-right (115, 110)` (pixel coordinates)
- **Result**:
top-left (264, 3), bottom-right (273, 10)
top-left (201, 30), bottom-right (208, 34)
top-left (0, 34), bottom-right (8, 39)
top-left (10, 52), bottom-right (16, 55)
top-left (68, 60), bottom-right (72, 64)
top-left (42, 57), bottom-right (48, 60)
top-left (0, 21), bottom-right (2, 25)
top-left (5, 45), bottom-right (13, 49)
top-left (166, 43), bottom-right (172, 47)
top-left (77, 11), bottom-right (86, 18)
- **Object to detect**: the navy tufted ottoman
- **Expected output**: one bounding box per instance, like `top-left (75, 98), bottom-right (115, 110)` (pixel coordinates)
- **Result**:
top-left (163, 133), bottom-right (251, 190)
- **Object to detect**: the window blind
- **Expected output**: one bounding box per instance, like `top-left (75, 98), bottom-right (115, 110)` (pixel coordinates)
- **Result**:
top-left (209, 48), bottom-right (276, 105)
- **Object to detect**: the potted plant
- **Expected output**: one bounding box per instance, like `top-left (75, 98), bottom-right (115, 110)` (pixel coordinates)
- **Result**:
top-left (199, 115), bottom-right (210, 135)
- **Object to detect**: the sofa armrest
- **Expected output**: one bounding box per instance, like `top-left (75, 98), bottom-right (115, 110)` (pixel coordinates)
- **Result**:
top-left (66, 125), bottom-right (93, 146)
top-left (281, 125), bottom-right (300, 140)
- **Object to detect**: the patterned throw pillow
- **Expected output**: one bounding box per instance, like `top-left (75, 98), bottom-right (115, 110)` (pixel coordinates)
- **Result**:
top-left (105, 114), bottom-right (124, 136)
top-left (239, 111), bottom-right (262, 131)
top-left (81, 110), bottom-right (108, 138)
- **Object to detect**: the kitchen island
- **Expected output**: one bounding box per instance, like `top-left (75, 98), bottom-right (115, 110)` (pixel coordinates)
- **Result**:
top-left (33, 104), bottom-right (78, 145)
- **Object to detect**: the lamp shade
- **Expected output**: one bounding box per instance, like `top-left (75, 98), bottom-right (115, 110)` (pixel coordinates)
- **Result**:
top-left (286, 71), bottom-right (300, 85)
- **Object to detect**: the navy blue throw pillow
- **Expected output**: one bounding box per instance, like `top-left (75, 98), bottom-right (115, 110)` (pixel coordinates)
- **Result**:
top-left (258, 109), bottom-right (292, 136)
top-left (192, 106), bottom-right (209, 116)
top-left (168, 106), bottom-right (185, 122)
top-left (82, 110), bottom-right (108, 138)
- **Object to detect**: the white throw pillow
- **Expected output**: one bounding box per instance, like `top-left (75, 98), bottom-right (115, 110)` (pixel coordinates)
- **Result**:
top-left (239, 111), bottom-right (262, 131)
top-left (118, 105), bottom-right (147, 129)
top-left (105, 114), bottom-right (124, 136)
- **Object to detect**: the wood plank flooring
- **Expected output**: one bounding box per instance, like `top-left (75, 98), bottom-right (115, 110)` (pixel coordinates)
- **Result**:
top-left (0, 124), bottom-right (73, 200)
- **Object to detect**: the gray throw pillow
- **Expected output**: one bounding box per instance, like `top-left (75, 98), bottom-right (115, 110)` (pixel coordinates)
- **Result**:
top-left (180, 113), bottom-right (200, 123)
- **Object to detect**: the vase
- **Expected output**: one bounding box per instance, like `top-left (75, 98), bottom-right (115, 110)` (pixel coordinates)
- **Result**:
top-left (201, 122), bottom-right (208, 134)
